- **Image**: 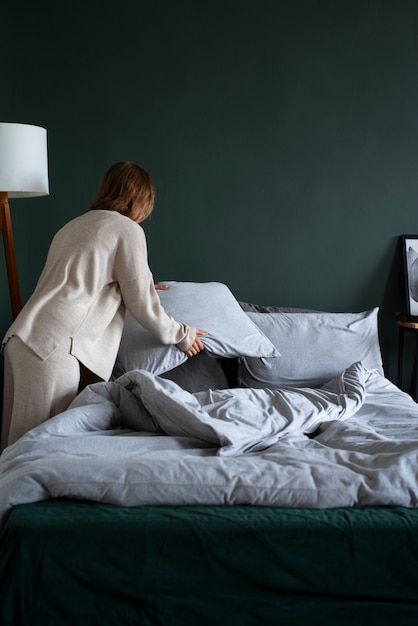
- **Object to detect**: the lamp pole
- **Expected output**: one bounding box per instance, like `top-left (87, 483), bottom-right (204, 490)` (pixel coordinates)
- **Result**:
top-left (0, 191), bottom-right (22, 319)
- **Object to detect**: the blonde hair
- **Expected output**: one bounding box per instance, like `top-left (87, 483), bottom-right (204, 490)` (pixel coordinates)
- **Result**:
top-left (89, 161), bottom-right (155, 222)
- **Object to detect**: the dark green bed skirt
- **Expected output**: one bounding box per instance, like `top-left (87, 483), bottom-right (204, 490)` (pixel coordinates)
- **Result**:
top-left (1, 501), bottom-right (418, 626)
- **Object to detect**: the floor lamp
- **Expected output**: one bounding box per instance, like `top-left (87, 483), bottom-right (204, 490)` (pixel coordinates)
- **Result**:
top-left (0, 123), bottom-right (49, 320)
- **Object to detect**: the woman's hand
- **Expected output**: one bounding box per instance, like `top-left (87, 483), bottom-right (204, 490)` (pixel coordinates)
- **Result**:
top-left (154, 284), bottom-right (169, 290)
top-left (183, 330), bottom-right (207, 358)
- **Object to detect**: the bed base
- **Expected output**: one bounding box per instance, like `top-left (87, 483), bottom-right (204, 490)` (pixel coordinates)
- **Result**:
top-left (1, 501), bottom-right (418, 625)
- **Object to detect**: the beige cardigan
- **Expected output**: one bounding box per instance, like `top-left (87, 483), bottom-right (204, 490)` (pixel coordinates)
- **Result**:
top-left (2, 210), bottom-right (195, 380)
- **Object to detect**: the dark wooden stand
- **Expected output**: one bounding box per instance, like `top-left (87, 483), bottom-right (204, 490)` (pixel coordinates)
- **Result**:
top-left (396, 312), bottom-right (418, 400)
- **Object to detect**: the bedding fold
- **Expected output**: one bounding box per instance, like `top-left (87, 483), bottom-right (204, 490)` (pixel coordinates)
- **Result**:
top-left (2, 362), bottom-right (418, 524)
top-left (113, 361), bottom-right (366, 455)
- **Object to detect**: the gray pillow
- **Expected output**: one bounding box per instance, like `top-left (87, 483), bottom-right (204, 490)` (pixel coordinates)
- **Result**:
top-left (161, 352), bottom-right (229, 393)
top-left (238, 308), bottom-right (383, 389)
top-left (113, 281), bottom-right (279, 378)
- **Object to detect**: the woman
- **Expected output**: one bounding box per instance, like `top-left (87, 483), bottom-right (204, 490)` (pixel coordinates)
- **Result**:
top-left (1, 161), bottom-right (206, 450)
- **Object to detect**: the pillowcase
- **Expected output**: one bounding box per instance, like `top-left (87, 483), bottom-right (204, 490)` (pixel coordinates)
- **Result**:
top-left (112, 281), bottom-right (279, 378)
top-left (237, 308), bottom-right (383, 389)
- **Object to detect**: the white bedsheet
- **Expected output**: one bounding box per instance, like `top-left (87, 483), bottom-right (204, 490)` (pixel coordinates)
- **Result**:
top-left (1, 361), bottom-right (418, 526)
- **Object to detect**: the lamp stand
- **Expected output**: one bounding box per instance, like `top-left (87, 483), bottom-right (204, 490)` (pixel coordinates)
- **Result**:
top-left (0, 191), bottom-right (22, 319)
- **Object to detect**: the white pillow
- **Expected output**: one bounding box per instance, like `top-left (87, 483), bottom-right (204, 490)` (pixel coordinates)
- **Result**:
top-left (238, 308), bottom-right (383, 389)
top-left (113, 281), bottom-right (279, 377)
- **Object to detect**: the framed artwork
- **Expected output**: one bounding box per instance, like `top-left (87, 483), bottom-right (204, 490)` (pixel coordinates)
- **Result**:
top-left (401, 235), bottom-right (418, 316)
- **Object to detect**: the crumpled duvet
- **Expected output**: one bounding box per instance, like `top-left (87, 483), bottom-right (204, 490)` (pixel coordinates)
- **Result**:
top-left (2, 361), bottom-right (418, 525)
top-left (114, 361), bottom-right (366, 454)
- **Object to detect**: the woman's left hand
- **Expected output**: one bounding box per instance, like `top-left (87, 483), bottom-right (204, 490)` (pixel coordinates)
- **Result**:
top-left (154, 284), bottom-right (169, 290)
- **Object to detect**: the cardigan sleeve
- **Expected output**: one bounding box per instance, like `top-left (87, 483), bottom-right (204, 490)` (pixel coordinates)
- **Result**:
top-left (115, 222), bottom-right (195, 351)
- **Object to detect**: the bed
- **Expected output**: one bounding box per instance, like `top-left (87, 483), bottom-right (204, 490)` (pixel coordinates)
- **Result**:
top-left (1, 281), bottom-right (418, 625)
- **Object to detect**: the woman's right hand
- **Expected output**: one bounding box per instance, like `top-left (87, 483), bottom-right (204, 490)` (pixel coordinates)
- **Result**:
top-left (182, 329), bottom-right (207, 358)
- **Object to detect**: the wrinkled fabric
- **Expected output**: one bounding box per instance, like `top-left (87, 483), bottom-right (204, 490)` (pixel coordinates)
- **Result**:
top-left (2, 363), bottom-right (418, 526)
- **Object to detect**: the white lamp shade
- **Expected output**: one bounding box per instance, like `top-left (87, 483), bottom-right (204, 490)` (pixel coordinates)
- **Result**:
top-left (0, 122), bottom-right (49, 198)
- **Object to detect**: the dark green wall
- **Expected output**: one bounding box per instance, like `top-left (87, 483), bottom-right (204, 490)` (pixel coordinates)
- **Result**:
top-left (2, 0), bottom-right (418, 383)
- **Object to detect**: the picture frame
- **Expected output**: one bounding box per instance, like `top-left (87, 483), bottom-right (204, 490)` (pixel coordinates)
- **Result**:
top-left (401, 235), bottom-right (418, 316)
